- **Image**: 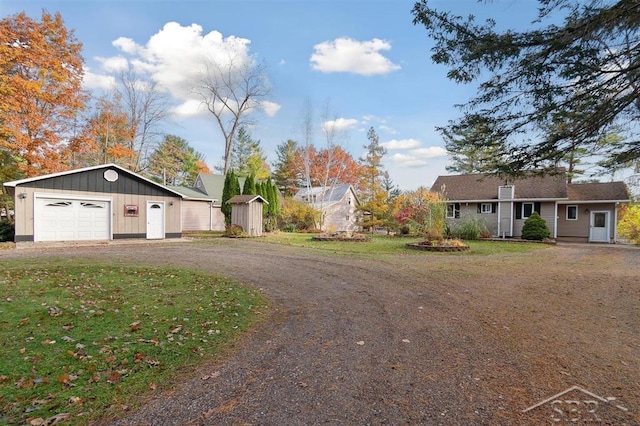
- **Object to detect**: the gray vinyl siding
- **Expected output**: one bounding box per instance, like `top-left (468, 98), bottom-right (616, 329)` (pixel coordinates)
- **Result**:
top-left (230, 201), bottom-right (264, 236)
top-left (557, 203), bottom-right (617, 240)
top-left (513, 202), bottom-right (555, 237)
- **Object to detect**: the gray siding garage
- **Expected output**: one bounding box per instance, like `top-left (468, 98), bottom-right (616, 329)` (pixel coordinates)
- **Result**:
top-left (4, 164), bottom-right (184, 242)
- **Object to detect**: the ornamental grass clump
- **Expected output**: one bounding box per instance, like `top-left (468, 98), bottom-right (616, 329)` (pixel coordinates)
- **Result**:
top-left (521, 212), bottom-right (551, 240)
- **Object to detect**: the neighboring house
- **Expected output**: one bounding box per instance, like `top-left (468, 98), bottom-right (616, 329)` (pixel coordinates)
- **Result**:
top-left (3, 164), bottom-right (184, 242)
top-left (227, 194), bottom-right (268, 237)
top-left (294, 184), bottom-right (360, 232)
top-left (432, 170), bottom-right (630, 243)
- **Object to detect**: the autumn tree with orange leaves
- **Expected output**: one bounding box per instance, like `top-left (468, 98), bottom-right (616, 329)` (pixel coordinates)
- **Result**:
top-left (69, 95), bottom-right (136, 168)
top-left (294, 145), bottom-right (362, 189)
top-left (0, 11), bottom-right (88, 177)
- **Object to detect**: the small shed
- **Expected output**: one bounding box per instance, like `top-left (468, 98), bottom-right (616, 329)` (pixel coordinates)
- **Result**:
top-left (227, 194), bottom-right (268, 237)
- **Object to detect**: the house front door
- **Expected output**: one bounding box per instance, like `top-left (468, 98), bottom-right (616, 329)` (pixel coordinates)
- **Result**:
top-left (589, 211), bottom-right (609, 243)
top-left (146, 202), bottom-right (165, 239)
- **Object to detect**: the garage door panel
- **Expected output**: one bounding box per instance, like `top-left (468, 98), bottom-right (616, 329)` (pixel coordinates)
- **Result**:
top-left (35, 197), bottom-right (110, 242)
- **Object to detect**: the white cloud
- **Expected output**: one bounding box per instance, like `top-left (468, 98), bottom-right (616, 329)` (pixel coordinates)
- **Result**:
top-left (391, 153), bottom-right (429, 168)
top-left (172, 99), bottom-right (206, 116)
top-left (378, 125), bottom-right (396, 134)
top-left (383, 139), bottom-right (421, 150)
top-left (96, 56), bottom-right (129, 73)
top-left (112, 37), bottom-right (139, 54)
top-left (82, 68), bottom-right (116, 90)
top-left (261, 101), bottom-right (281, 117)
top-left (310, 37), bottom-right (401, 76)
top-left (411, 147), bottom-right (447, 158)
top-left (386, 144), bottom-right (447, 168)
top-left (98, 22), bottom-right (260, 118)
top-left (322, 117), bottom-right (359, 132)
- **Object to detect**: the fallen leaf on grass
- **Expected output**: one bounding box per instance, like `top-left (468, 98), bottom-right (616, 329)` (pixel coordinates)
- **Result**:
top-left (106, 372), bottom-right (120, 384)
top-left (129, 321), bottom-right (142, 332)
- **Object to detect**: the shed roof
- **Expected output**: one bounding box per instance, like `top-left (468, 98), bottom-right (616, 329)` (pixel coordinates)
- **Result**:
top-left (227, 194), bottom-right (268, 204)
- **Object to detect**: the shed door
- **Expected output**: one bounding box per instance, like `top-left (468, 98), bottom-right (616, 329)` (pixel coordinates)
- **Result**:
top-left (35, 198), bottom-right (110, 242)
top-left (146, 202), bottom-right (165, 239)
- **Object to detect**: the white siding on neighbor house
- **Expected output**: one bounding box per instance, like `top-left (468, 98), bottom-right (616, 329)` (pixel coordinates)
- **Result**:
top-left (322, 199), bottom-right (358, 232)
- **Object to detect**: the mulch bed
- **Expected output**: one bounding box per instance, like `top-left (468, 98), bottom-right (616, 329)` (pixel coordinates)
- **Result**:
top-left (406, 243), bottom-right (470, 252)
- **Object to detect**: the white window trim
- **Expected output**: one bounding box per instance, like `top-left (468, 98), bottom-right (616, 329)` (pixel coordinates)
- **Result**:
top-left (566, 205), bottom-right (578, 221)
top-left (480, 203), bottom-right (492, 214)
top-left (522, 202), bottom-right (534, 218)
top-left (446, 203), bottom-right (459, 219)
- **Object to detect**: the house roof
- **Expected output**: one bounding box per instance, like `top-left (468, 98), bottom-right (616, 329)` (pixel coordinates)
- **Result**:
top-left (433, 170), bottom-right (630, 203)
top-left (167, 185), bottom-right (215, 201)
top-left (193, 174), bottom-right (249, 206)
top-left (294, 184), bottom-right (358, 208)
top-left (227, 194), bottom-right (268, 204)
top-left (567, 182), bottom-right (630, 202)
top-left (3, 163), bottom-right (186, 198)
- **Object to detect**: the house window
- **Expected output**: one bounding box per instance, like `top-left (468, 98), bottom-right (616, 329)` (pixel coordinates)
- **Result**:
top-left (480, 203), bottom-right (492, 214)
top-left (566, 205), bottom-right (578, 221)
top-left (522, 202), bottom-right (534, 218)
top-left (446, 203), bottom-right (460, 219)
top-left (515, 202), bottom-right (541, 219)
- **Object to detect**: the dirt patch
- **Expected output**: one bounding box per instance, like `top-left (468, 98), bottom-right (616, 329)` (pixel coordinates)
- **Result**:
top-left (3, 240), bottom-right (639, 425)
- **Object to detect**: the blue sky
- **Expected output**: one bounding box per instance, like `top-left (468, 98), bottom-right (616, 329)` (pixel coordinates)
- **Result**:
top-left (3, 0), bottom-right (547, 190)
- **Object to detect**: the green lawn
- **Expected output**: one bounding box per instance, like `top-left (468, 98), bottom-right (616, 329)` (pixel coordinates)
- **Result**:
top-left (251, 232), bottom-right (551, 257)
top-left (0, 259), bottom-right (267, 425)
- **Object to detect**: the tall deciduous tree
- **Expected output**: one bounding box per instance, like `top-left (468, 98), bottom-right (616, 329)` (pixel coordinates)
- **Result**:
top-left (0, 11), bottom-right (88, 176)
top-left (70, 95), bottom-right (135, 168)
top-left (116, 68), bottom-right (170, 172)
top-left (294, 145), bottom-right (362, 188)
top-left (195, 53), bottom-right (270, 175)
top-left (146, 135), bottom-right (210, 186)
top-left (412, 0), bottom-right (640, 174)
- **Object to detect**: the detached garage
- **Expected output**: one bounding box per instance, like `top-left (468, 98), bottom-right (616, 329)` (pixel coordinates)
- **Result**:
top-left (4, 164), bottom-right (184, 243)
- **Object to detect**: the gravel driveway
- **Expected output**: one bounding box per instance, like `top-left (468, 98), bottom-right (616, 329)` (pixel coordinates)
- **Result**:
top-left (4, 239), bottom-right (639, 425)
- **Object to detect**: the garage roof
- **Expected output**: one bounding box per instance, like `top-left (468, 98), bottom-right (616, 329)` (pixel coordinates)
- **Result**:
top-left (4, 163), bottom-right (186, 198)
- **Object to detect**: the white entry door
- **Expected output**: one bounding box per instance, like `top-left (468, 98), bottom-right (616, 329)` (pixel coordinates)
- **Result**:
top-left (146, 202), bottom-right (165, 239)
top-left (589, 211), bottom-right (609, 243)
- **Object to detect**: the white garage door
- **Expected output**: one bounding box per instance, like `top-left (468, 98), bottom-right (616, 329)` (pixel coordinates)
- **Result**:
top-left (35, 198), bottom-right (110, 242)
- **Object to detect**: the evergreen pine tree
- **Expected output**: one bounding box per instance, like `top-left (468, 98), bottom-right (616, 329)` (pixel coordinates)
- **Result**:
top-left (242, 173), bottom-right (256, 195)
top-left (221, 170), bottom-right (240, 225)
